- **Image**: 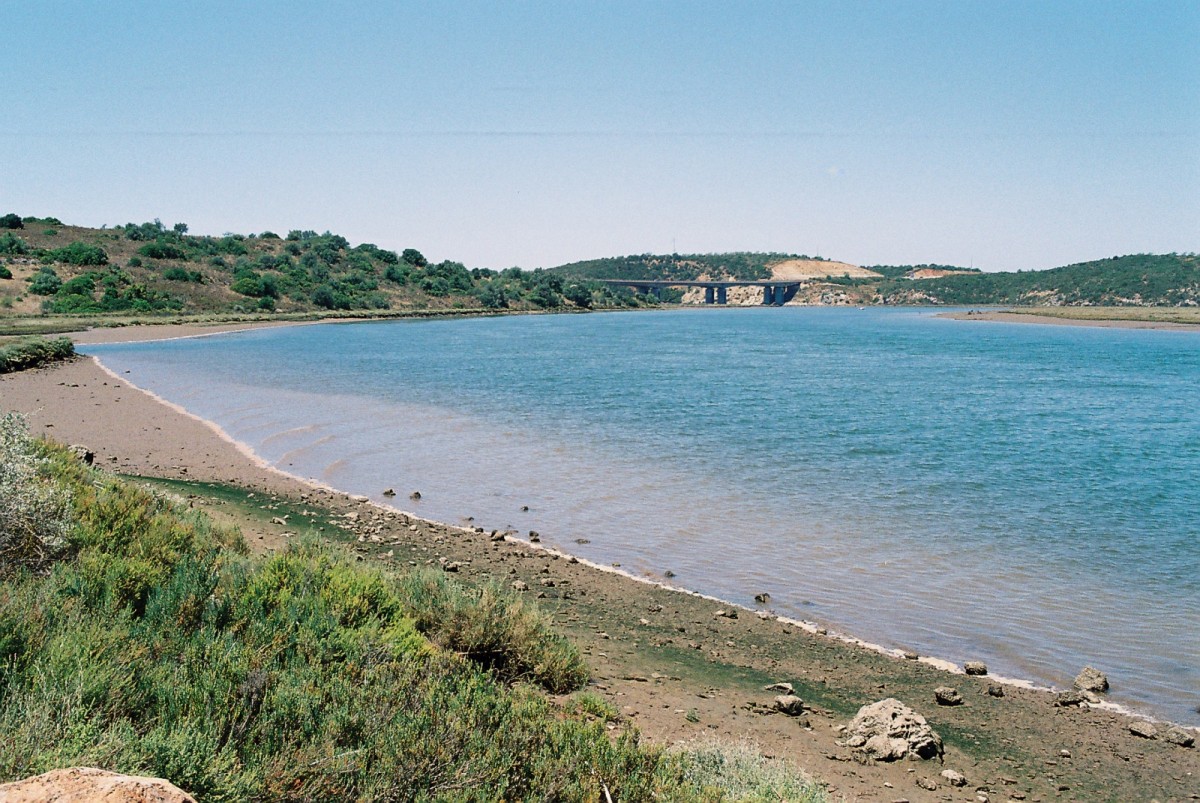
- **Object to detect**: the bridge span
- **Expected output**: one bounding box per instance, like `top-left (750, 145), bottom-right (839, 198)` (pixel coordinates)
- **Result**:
top-left (598, 279), bottom-right (801, 306)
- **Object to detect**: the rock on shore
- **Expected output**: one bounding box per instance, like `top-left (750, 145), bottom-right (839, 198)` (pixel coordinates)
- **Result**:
top-left (0, 768), bottom-right (195, 802)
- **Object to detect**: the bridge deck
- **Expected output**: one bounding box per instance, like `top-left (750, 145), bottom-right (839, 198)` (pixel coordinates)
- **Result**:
top-left (598, 279), bottom-right (803, 288)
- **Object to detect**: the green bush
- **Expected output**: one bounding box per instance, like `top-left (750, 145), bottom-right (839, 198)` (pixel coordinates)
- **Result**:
top-left (138, 241), bottom-right (187, 261)
top-left (0, 414), bottom-right (72, 575)
top-left (28, 268), bottom-right (62, 295)
top-left (666, 739), bottom-right (826, 802)
top-left (48, 242), bottom-right (108, 266)
top-left (399, 569), bottom-right (588, 693)
top-left (0, 213), bottom-right (23, 229)
top-left (0, 264), bottom-right (12, 280)
top-left (163, 267), bottom-right (202, 282)
top-left (0, 233), bottom-right (28, 256)
top-left (0, 457), bottom-right (687, 800)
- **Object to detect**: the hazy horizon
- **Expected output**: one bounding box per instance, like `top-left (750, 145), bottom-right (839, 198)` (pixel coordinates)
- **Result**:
top-left (3, 1), bottom-right (1196, 272)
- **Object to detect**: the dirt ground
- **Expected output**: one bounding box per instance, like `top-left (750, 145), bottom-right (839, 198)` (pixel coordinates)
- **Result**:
top-left (2, 347), bottom-right (1198, 802)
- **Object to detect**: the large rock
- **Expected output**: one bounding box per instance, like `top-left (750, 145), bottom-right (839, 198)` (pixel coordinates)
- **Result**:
top-left (773, 694), bottom-right (806, 716)
top-left (1073, 666), bottom-right (1109, 694)
top-left (67, 444), bottom-right (94, 465)
top-left (934, 687), bottom-right (963, 706)
top-left (1163, 726), bottom-right (1196, 748)
top-left (0, 768), bottom-right (195, 802)
top-left (841, 698), bottom-right (943, 761)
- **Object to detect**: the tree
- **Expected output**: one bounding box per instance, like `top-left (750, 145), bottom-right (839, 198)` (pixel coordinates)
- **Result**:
top-left (0, 213), bottom-right (24, 229)
top-left (401, 248), bottom-right (428, 267)
top-left (564, 283), bottom-right (593, 308)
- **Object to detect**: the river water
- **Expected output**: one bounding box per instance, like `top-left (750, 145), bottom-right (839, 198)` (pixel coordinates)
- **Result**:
top-left (86, 308), bottom-right (1200, 725)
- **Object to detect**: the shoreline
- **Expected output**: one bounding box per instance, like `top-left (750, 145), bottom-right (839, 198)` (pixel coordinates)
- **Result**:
top-left (3, 338), bottom-right (1197, 800)
top-left (90, 354), bottom-right (1014, 696)
top-left (96, 356), bottom-right (1153, 723)
top-left (941, 309), bottom-right (1200, 331)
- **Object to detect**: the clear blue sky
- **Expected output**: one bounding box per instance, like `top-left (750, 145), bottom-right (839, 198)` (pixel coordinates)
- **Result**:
top-left (3, 1), bottom-right (1197, 270)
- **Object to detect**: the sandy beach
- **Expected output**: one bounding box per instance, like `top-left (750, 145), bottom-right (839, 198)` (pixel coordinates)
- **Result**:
top-left (942, 310), bottom-right (1200, 331)
top-left (2, 335), bottom-right (1198, 801)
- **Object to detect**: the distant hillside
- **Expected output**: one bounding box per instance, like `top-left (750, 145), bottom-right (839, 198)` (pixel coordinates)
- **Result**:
top-left (550, 252), bottom-right (849, 282)
top-left (553, 250), bottom-right (1199, 308)
top-left (874, 254), bottom-right (1200, 306)
top-left (0, 215), bottom-right (650, 318)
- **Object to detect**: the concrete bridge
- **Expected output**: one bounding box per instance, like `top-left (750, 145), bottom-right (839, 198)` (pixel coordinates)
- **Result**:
top-left (598, 279), bottom-right (801, 306)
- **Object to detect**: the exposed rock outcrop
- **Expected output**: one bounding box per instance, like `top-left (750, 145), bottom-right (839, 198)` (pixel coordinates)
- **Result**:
top-left (1073, 666), bottom-right (1109, 694)
top-left (841, 698), bottom-right (943, 762)
top-left (0, 767), bottom-right (195, 803)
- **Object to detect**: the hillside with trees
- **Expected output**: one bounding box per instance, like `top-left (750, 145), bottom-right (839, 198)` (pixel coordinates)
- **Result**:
top-left (550, 252), bottom-right (832, 282)
top-left (0, 214), bottom-right (649, 320)
top-left (552, 249), bottom-right (1199, 308)
top-left (871, 253), bottom-right (1200, 306)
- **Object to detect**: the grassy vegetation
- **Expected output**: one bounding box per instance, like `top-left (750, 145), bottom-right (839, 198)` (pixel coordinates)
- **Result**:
top-left (0, 421), bottom-right (826, 801)
top-left (0, 336), bottom-right (74, 374)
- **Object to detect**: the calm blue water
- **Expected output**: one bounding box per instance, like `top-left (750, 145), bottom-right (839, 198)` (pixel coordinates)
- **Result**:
top-left (87, 309), bottom-right (1200, 725)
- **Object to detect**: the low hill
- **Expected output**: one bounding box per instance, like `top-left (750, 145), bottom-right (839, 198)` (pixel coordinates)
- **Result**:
top-left (550, 252), bottom-right (869, 282)
top-left (552, 249), bottom-right (1199, 308)
top-left (874, 253), bottom-right (1200, 307)
top-left (0, 215), bottom-right (649, 319)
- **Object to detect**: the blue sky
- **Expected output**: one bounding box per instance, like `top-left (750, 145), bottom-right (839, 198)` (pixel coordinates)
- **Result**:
top-left (3, 1), bottom-right (1196, 270)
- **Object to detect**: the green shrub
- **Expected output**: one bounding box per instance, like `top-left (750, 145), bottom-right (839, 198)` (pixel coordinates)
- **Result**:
top-left (0, 415), bottom-right (73, 576)
top-left (162, 267), bottom-right (201, 282)
top-left (0, 213), bottom-right (23, 229)
top-left (27, 268), bottom-right (62, 295)
top-left (0, 459), bottom-right (686, 800)
top-left (48, 242), bottom-right (107, 266)
top-left (138, 241), bottom-right (187, 261)
top-left (42, 228), bottom-right (58, 237)
top-left (0, 233), bottom-right (28, 256)
top-left (666, 739), bottom-right (827, 802)
top-left (0, 264), bottom-right (12, 280)
top-left (399, 569), bottom-right (588, 693)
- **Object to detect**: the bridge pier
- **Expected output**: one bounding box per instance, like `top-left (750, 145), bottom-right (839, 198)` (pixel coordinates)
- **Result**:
top-left (762, 285), bottom-right (774, 305)
top-left (717, 286), bottom-right (727, 304)
top-left (705, 286), bottom-right (715, 304)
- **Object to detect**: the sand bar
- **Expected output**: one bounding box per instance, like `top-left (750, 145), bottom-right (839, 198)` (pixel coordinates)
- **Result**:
top-left (943, 310), bottom-right (1200, 330)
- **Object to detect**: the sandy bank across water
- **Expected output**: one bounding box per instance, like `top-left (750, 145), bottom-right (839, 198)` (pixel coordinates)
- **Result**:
top-left (942, 310), bottom-right (1200, 330)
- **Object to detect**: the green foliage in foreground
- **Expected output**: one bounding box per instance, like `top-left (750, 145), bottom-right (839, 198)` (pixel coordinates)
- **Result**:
top-left (669, 740), bottom-right (826, 803)
top-left (0, 336), bottom-right (74, 374)
top-left (0, 436), bottom-right (825, 801)
top-left (0, 415), bottom-right (72, 576)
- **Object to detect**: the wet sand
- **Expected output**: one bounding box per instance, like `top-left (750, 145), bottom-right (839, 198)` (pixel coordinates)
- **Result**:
top-left (3, 348), bottom-right (1198, 802)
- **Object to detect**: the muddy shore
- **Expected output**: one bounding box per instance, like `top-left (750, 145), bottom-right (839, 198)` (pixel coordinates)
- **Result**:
top-left (2, 324), bottom-right (1197, 802)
